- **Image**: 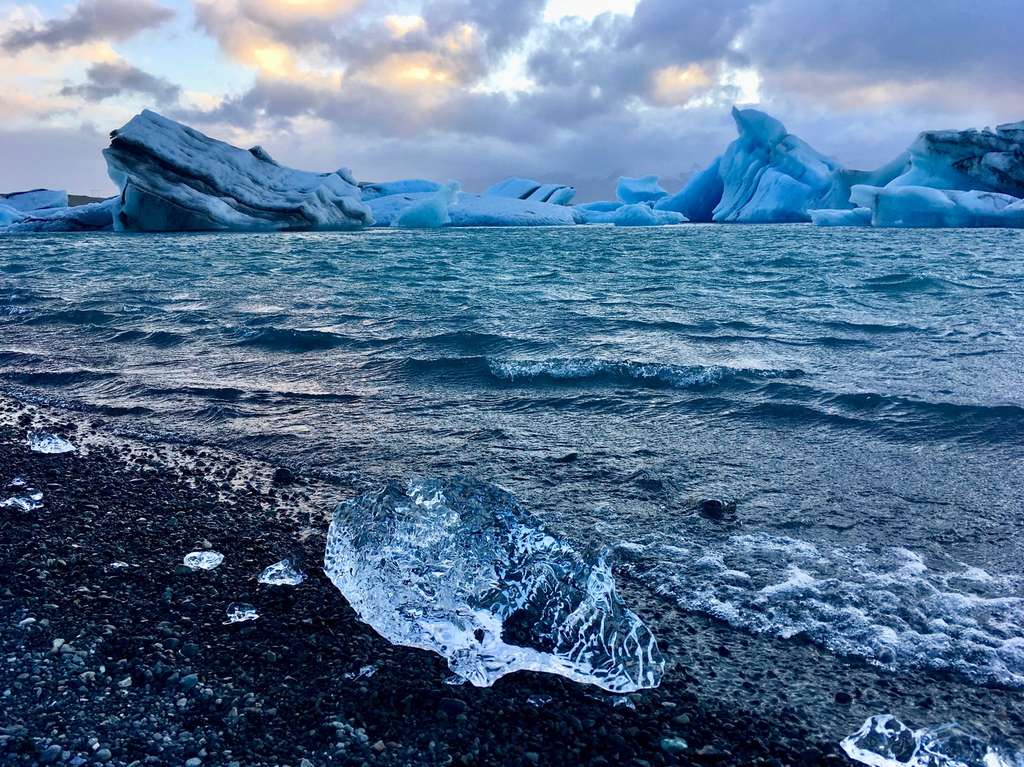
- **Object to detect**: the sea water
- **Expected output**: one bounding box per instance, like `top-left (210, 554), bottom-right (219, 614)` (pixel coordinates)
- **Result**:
top-left (1, 225), bottom-right (1022, 687)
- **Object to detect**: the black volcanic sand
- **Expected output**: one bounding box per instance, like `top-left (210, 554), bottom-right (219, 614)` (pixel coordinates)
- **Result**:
top-left (1, 394), bottom-right (1021, 766)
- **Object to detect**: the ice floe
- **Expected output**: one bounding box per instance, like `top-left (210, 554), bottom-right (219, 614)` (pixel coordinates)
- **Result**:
top-left (324, 477), bottom-right (664, 692)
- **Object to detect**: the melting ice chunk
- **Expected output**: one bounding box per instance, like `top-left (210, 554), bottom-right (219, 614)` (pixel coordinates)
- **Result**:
top-left (841, 715), bottom-right (1024, 767)
top-left (258, 558), bottom-right (306, 586)
top-left (183, 551), bottom-right (224, 570)
top-left (1, 489), bottom-right (43, 512)
top-left (224, 602), bottom-right (259, 624)
top-left (27, 432), bottom-right (75, 454)
top-left (323, 477), bottom-right (664, 692)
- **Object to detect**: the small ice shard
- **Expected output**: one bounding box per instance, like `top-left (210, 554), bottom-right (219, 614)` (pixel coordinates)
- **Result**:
top-left (324, 477), bottom-right (665, 692)
top-left (7, 477), bottom-right (27, 488)
top-left (1, 490), bottom-right (43, 512)
top-left (527, 694), bottom-right (553, 708)
top-left (183, 551), bottom-right (224, 570)
top-left (343, 663), bottom-right (379, 680)
top-left (258, 558), bottom-right (306, 586)
top-left (109, 561), bottom-right (130, 569)
top-left (841, 714), bottom-right (1024, 767)
top-left (224, 602), bottom-right (259, 624)
top-left (27, 432), bottom-right (75, 454)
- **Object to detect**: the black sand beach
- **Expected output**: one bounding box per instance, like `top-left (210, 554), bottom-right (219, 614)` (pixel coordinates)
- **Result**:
top-left (2, 393), bottom-right (1021, 766)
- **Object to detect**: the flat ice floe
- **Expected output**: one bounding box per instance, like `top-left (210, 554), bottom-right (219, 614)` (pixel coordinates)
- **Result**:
top-left (324, 477), bottom-right (664, 692)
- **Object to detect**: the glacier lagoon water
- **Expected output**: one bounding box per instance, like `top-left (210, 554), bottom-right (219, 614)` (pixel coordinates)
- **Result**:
top-left (1, 225), bottom-right (1023, 688)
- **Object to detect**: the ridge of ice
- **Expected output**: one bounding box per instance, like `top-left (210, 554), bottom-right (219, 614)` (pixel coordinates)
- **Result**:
top-left (841, 714), bottom-right (1024, 767)
top-left (324, 477), bottom-right (664, 692)
top-left (391, 182), bottom-right (460, 229)
top-left (485, 178), bottom-right (576, 205)
top-left (616, 176), bottom-right (668, 204)
top-left (0, 189), bottom-right (68, 212)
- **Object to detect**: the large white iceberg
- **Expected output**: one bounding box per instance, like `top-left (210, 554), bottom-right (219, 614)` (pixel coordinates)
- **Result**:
top-left (4, 197), bottom-right (117, 233)
top-left (103, 110), bottom-right (372, 232)
top-left (369, 191), bottom-right (581, 227)
top-left (324, 477), bottom-right (664, 692)
top-left (0, 189), bottom-right (68, 213)
top-left (484, 178), bottom-right (576, 206)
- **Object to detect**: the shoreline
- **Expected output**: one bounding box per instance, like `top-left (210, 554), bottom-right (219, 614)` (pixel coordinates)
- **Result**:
top-left (2, 392), bottom-right (1021, 766)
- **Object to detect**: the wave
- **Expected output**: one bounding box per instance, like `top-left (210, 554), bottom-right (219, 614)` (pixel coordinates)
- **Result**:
top-left (232, 327), bottom-right (360, 353)
top-left (109, 329), bottom-right (186, 347)
top-left (22, 308), bottom-right (121, 326)
top-left (628, 533), bottom-right (1024, 688)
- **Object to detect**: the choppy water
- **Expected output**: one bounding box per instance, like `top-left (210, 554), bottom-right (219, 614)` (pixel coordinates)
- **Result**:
top-left (2, 225), bottom-right (1023, 687)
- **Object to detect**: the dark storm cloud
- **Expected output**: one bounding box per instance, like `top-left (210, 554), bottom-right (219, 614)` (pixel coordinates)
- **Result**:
top-left (2, 0), bottom-right (175, 52)
top-left (61, 61), bottom-right (181, 105)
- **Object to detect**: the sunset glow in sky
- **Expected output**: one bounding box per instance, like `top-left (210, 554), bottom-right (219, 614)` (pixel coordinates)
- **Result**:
top-left (2, 0), bottom-right (1021, 196)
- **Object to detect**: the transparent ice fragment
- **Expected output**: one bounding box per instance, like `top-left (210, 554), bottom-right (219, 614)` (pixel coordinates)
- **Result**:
top-left (1, 491), bottom-right (43, 512)
top-left (183, 551), bottom-right (224, 570)
top-left (224, 602), bottom-right (259, 624)
top-left (258, 558), bottom-right (306, 586)
top-left (7, 477), bottom-right (26, 488)
top-left (323, 477), bottom-right (665, 692)
top-left (27, 432), bottom-right (75, 454)
top-left (841, 715), bottom-right (1024, 767)
top-left (343, 664), bottom-right (379, 680)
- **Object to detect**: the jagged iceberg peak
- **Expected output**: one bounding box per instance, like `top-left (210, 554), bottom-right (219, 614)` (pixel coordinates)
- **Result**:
top-left (103, 109), bottom-right (373, 232)
top-left (323, 477), bottom-right (664, 692)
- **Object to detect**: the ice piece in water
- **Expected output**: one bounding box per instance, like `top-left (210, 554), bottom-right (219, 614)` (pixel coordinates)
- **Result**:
top-left (392, 182), bottom-right (460, 229)
top-left (323, 477), bottom-right (664, 692)
top-left (5, 198), bottom-right (117, 233)
top-left (0, 189), bottom-right (68, 212)
top-left (808, 207), bottom-right (872, 227)
top-left (224, 602), bottom-right (259, 624)
top-left (849, 185), bottom-right (1024, 228)
top-left (577, 204), bottom-right (686, 226)
top-left (27, 432), bottom-right (75, 454)
top-left (258, 558), bottom-right (306, 586)
top-left (841, 714), bottom-right (1024, 767)
top-left (616, 175), bottom-right (668, 204)
top-left (183, 550), bottom-right (224, 570)
top-left (368, 192), bottom-right (581, 227)
top-left (103, 110), bottom-right (372, 232)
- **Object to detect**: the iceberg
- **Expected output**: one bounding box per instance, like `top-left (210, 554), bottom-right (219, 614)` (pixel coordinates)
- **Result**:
top-left (578, 203), bottom-right (686, 226)
top-left (4, 197), bottom-right (117, 233)
top-left (369, 192), bottom-right (581, 227)
top-left (323, 477), bottom-right (664, 692)
top-left (654, 157), bottom-right (724, 222)
top-left (484, 178), bottom-right (576, 205)
top-left (841, 714), bottom-right (1023, 767)
top-left (848, 184), bottom-right (1024, 228)
top-left (103, 110), bottom-right (372, 232)
top-left (0, 205), bottom-right (24, 227)
top-left (0, 189), bottom-right (68, 212)
top-left (616, 175), bottom-right (668, 204)
top-left (391, 182), bottom-right (459, 229)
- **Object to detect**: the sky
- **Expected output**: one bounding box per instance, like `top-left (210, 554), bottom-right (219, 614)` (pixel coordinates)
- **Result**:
top-left (1, 0), bottom-right (1022, 198)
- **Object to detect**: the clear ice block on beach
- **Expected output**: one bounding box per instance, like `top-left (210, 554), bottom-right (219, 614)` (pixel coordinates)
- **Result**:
top-left (1, 489), bottom-right (43, 512)
top-left (323, 477), bottom-right (664, 692)
top-left (224, 602), bottom-right (259, 624)
top-left (841, 714), bottom-right (1024, 767)
top-left (27, 432), bottom-right (75, 454)
top-left (258, 558), bottom-right (306, 586)
top-left (183, 551), bottom-right (224, 570)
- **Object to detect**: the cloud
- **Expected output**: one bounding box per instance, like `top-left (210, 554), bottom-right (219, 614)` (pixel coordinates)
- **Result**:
top-left (60, 60), bottom-right (181, 105)
top-left (1, 0), bottom-right (175, 52)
